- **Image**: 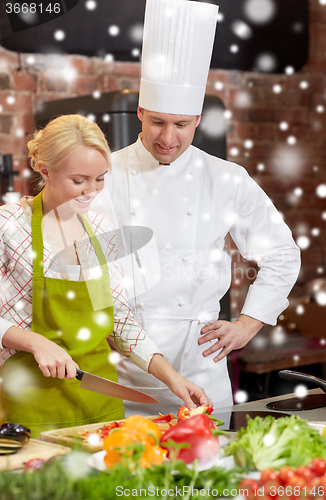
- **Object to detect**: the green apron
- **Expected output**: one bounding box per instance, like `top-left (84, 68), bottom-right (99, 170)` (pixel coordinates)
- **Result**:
top-left (1, 191), bottom-right (124, 437)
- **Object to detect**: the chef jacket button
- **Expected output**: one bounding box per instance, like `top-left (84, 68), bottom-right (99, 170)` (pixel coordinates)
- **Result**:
top-left (187, 211), bottom-right (193, 216)
top-left (182, 257), bottom-right (188, 262)
top-left (78, 241), bottom-right (82, 246)
top-left (131, 211), bottom-right (137, 216)
top-left (130, 170), bottom-right (137, 176)
top-left (138, 302), bottom-right (145, 307)
top-left (178, 302), bottom-right (184, 307)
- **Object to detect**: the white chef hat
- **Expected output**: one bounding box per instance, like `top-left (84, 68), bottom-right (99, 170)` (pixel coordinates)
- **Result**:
top-left (139, 0), bottom-right (219, 116)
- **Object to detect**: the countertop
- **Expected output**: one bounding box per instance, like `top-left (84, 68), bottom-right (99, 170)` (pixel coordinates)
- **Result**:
top-left (216, 388), bottom-right (326, 422)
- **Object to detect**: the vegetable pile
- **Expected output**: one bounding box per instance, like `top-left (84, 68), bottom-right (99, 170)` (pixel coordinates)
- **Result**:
top-left (224, 415), bottom-right (326, 471)
top-left (2, 412), bottom-right (326, 499)
top-left (102, 406), bottom-right (224, 469)
top-left (103, 415), bottom-right (167, 469)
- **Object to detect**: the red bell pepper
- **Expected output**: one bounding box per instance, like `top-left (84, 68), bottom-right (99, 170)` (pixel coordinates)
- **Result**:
top-left (177, 405), bottom-right (214, 420)
top-left (97, 422), bottom-right (123, 438)
top-left (151, 413), bottom-right (175, 423)
top-left (23, 458), bottom-right (46, 472)
top-left (79, 421), bottom-right (123, 438)
top-left (159, 414), bottom-right (220, 463)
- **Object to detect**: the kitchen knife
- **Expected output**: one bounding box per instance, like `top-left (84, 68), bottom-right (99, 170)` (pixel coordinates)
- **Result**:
top-left (279, 370), bottom-right (326, 393)
top-left (76, 369), bottom-right (159, 404)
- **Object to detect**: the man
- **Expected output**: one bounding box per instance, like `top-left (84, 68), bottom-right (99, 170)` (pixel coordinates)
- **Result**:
top-left (92, 0), bottom-right (301, 416)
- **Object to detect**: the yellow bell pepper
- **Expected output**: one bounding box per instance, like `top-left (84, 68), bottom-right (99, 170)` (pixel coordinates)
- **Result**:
top-left (103, 415), bottom-right (167, 469)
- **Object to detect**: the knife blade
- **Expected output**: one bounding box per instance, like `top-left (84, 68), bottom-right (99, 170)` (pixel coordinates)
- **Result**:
top-left (76, 369), bottom-right (159, 404)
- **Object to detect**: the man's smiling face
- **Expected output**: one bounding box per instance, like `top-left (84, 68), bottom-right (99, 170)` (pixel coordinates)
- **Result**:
top-left (137, 107), bottom-right (201, 164)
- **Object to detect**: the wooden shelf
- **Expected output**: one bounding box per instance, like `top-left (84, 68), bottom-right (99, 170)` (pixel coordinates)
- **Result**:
top-left (236, 345), bottom-right (326, 375)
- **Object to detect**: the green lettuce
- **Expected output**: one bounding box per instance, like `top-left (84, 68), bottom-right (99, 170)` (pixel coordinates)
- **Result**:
top-left (223, 415), bottom-right (326, 471)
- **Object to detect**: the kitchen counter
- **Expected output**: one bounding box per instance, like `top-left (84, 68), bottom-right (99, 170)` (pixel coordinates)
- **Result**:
top-left (216, 388), bottom-right (326, 422)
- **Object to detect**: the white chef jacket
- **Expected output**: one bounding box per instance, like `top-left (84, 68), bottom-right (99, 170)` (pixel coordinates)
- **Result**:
top-left (92, 137), bottom-right (301, 416)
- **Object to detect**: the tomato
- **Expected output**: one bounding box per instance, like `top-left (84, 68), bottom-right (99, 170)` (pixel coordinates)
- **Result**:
top-left (239, 478), bottom-right (261, 500)
top-left (309, 457), bottom-right (326, 477)
top-left (276, 475), bottom-right (306, 500)
top-left (260, 468), bottom-right (281, 497)
top-left (307, 476), bottom-right (326, 499)
top-left (287, 475), bottom-right (306, 488)
top-left (278, 466), bottom-right (296, 485)
top-left (264, 482), bottom-right (282, 498)
top-left (261, 468), bottom-right (280, 484)
top-left (296, 465), bottom-right (316, 482)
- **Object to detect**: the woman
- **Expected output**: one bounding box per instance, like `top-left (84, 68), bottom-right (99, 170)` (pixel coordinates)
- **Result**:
top-left (0, 114), bottom-right (211, 437)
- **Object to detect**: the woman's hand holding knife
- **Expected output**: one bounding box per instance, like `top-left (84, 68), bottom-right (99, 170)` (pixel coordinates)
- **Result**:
top-left (2, 326), bottom-right (79, 380)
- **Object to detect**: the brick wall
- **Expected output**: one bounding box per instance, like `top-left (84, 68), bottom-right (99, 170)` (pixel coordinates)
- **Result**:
top-left (0, 0), bottom-right (325, 320)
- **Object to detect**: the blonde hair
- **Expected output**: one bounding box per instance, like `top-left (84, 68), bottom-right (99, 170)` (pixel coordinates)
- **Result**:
top-left (28, 114), bottom-right (111, 188)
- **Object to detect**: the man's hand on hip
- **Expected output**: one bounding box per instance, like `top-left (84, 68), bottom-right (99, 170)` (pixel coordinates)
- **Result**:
top-left (198, 314), bottom-right (264, 363)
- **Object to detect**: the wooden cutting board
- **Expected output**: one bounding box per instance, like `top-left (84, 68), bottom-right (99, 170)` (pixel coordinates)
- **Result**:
top-left (40, 416), bottom-right (176, 453)
top-left (0, 439), bottom-right (71, 471)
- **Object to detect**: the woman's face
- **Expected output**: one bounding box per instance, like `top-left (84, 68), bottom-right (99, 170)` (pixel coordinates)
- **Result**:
top-left (42, 146), bottom-right (108, 214)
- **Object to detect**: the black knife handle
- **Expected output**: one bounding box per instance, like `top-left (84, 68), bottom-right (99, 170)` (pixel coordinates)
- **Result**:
top-left (279, 370), bottom-right (326, 394)
top-left (76, 369), bottom-right (84, 381)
